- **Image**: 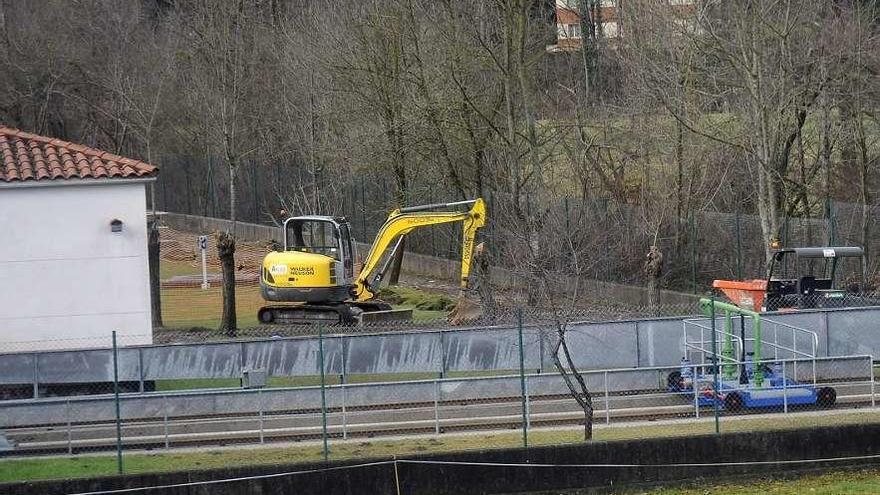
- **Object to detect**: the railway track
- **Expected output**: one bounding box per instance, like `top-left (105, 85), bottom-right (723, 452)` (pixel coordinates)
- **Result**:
top-left (3, 382), bottom-right (875, 457)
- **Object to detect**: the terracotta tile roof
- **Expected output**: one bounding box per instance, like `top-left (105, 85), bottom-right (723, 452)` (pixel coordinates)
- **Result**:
top-left (0, 126), bottom-right (157, 184)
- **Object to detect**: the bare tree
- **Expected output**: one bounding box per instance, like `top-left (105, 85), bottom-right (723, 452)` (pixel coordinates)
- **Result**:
top-left (179, 0), bottom-right (268, 336)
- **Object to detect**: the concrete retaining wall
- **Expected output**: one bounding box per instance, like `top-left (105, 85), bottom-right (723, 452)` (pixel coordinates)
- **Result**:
top-left (3, 306), bottom-right (880, 389)
top-left (6, 423), bottom-right (880, 494)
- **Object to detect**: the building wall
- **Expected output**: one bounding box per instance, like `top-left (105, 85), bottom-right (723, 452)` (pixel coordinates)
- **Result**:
top-left (0, 182), bottom-right (152, 350)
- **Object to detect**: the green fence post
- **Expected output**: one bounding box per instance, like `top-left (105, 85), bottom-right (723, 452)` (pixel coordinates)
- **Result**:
top-left (735, 207), bottom-right (743, 279)
top-left (319, 327), bottom-right (329, 461)
top-left (517, 308), bottom-right (528, 448)
top-left (690, 214), bottom-right (697, 293)
top-left (112, 331), bottom-right (123, 474)
top-left (709, 299), bottom-right (720, 434)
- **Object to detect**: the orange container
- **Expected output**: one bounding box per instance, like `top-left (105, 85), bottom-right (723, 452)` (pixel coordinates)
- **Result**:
top-left (712, 279), bottom-right (768, 311)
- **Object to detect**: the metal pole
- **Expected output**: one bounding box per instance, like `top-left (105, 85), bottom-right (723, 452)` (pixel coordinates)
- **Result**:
top-left (319, 327), bottom-right (329, 461)
top-left (709, 299), bottom-right (720, 434)
top-left (341, 336), bottom-right (348, 385)
top-left (524, 376), bottom-right (531, 431)
top-left (360, 178), bottom-right (367, 239)
top-left (871, 360), bottom-right (876, 408)
top-left (258, 390), bottom-right (264, 444)
top-left (137, 348), bottom-right (145, 393)
top-left (782, 366), bottom-right (788, 414)
top-left (690, 214), bottom-right (697, 294)
top-left (735, 207), bottom-right (743, 279)
top-left (517, 308), bottom-right (528, 448)
top-left (438, 331), bottom-right (447, 379)
top-left (163, 394), bottom-right (170, 449)
top-left (434, 380), bottom-right (441, 435)
top-left (66, 399), bottom-right (72, 455)
top-left (32, 353), bottom-right (39, 399)
top-left (200, 238), bottom-right (209, 290)
top-left (693, 363), bottom-right (700, 419)
top-left (341, 384), bottom-right (348, 440)
top-left (603, 371), bottom-right (610, 425)
top-left (112, 331), bottom-right (123, 474)
top-left (538, 334), bottom-right (545, 374)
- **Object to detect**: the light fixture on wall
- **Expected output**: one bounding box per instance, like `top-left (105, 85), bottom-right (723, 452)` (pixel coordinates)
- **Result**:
top-left (110, 218), bottom-right (124, 233)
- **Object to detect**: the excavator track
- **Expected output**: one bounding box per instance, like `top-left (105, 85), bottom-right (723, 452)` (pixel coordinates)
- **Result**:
top-left (257, 301), bottom-right (394, 326)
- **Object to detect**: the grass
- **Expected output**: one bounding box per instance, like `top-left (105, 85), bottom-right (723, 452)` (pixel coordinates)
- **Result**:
top-left (644, 469), bottom-right (880, 494)
top-left (159, 259), bottom-right (205, 280)
top-left (160, 285), bottom-right (263, 328)
top-left (4, 410), bottom-right (880, 484)
top-left (377, 286), bottom-right (456, 312)
top-left (159, 284), bottom-right (451, 329)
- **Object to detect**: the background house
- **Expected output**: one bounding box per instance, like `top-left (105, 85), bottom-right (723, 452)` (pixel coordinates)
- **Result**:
top-left (551, 0), bottom-right (696, 51)
top-left (0, 127), bottom-right (157, 350)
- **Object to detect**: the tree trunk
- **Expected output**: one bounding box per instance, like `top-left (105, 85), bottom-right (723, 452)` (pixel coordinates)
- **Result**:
top-left (148, 220), bottom-right (163, 328)
top-left (218, 231), bottom-right (237, 337)
top-left (228, 163), bottom-right (238, 225)
top-left (645, 245), bottom-right (663, 315)
top-left (387, 237), bottom-right (406, 285)
top-left (552, 323), bottom-right (594, 441)
top-left (387, 167), bottom-right (408, 286)
top-left (474, 243), bottom-right (496, 319)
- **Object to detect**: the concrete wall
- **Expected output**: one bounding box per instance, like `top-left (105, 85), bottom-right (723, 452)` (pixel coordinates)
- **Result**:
top-left (2, 306), bottom-right (879, 389)
top-left (159, 212), bottom-right (696, 306)
top-left (0, 182), bottom-right (153, 350)
top-left (6, 423), bottom-right (880, 494)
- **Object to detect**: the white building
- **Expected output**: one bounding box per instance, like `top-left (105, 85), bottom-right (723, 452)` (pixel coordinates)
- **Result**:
top-left (0, 127), bottom-right (157, 351)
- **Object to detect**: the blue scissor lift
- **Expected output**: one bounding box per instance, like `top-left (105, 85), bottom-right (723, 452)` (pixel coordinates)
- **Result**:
top-left (667, 299), bottom-right (836, 411)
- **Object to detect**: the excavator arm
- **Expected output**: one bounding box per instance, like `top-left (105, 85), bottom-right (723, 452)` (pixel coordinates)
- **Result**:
top-left (354, 198), bottom-right (487, 301)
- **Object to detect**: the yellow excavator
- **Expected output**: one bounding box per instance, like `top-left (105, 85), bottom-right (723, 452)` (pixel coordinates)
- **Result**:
top-left (258, 198), bottom-right (487, 325)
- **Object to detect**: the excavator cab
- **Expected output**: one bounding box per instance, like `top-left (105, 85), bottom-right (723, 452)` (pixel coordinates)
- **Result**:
top-left (284, 216), bottom-right (356, 281)
top-left (260, 216), bottom-right (358, 314)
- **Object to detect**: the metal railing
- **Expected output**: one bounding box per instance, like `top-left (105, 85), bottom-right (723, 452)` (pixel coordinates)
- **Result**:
top-left (1, 355), bottom-right (873, 456)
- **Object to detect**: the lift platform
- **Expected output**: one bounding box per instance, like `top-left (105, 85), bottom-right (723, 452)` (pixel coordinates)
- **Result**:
top-left (667, 299), bottom-right (836, 411)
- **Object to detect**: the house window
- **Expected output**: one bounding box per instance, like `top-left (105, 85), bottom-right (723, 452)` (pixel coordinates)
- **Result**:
top-left (557, 23), bottom-right (582, 39)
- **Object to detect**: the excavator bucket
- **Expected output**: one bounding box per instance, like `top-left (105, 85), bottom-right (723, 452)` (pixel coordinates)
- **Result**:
top-left (448, 294), bottom-right (483, 325)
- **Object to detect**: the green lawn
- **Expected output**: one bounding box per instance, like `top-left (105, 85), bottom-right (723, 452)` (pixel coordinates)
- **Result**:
top-left (158, 285), bottom-right (449, 330)
top-left (645, 469), bottom-right (880, 494)
top-left (159, 259), bottom-right (205, 280)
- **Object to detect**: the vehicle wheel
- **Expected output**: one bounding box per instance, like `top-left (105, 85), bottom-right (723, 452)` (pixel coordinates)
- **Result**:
top-left (667, 371), bottom-right (684, 392)
top-left (724, 391), bottom-right (744, 412)
top-left (817, 387), bottom-right (836, 408)
top-left (258, 308), bottom-right (275, 324)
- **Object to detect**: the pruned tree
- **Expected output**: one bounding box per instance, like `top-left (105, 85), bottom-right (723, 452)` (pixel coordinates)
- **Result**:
top-left (550, 318), bottom-right (594, 440)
